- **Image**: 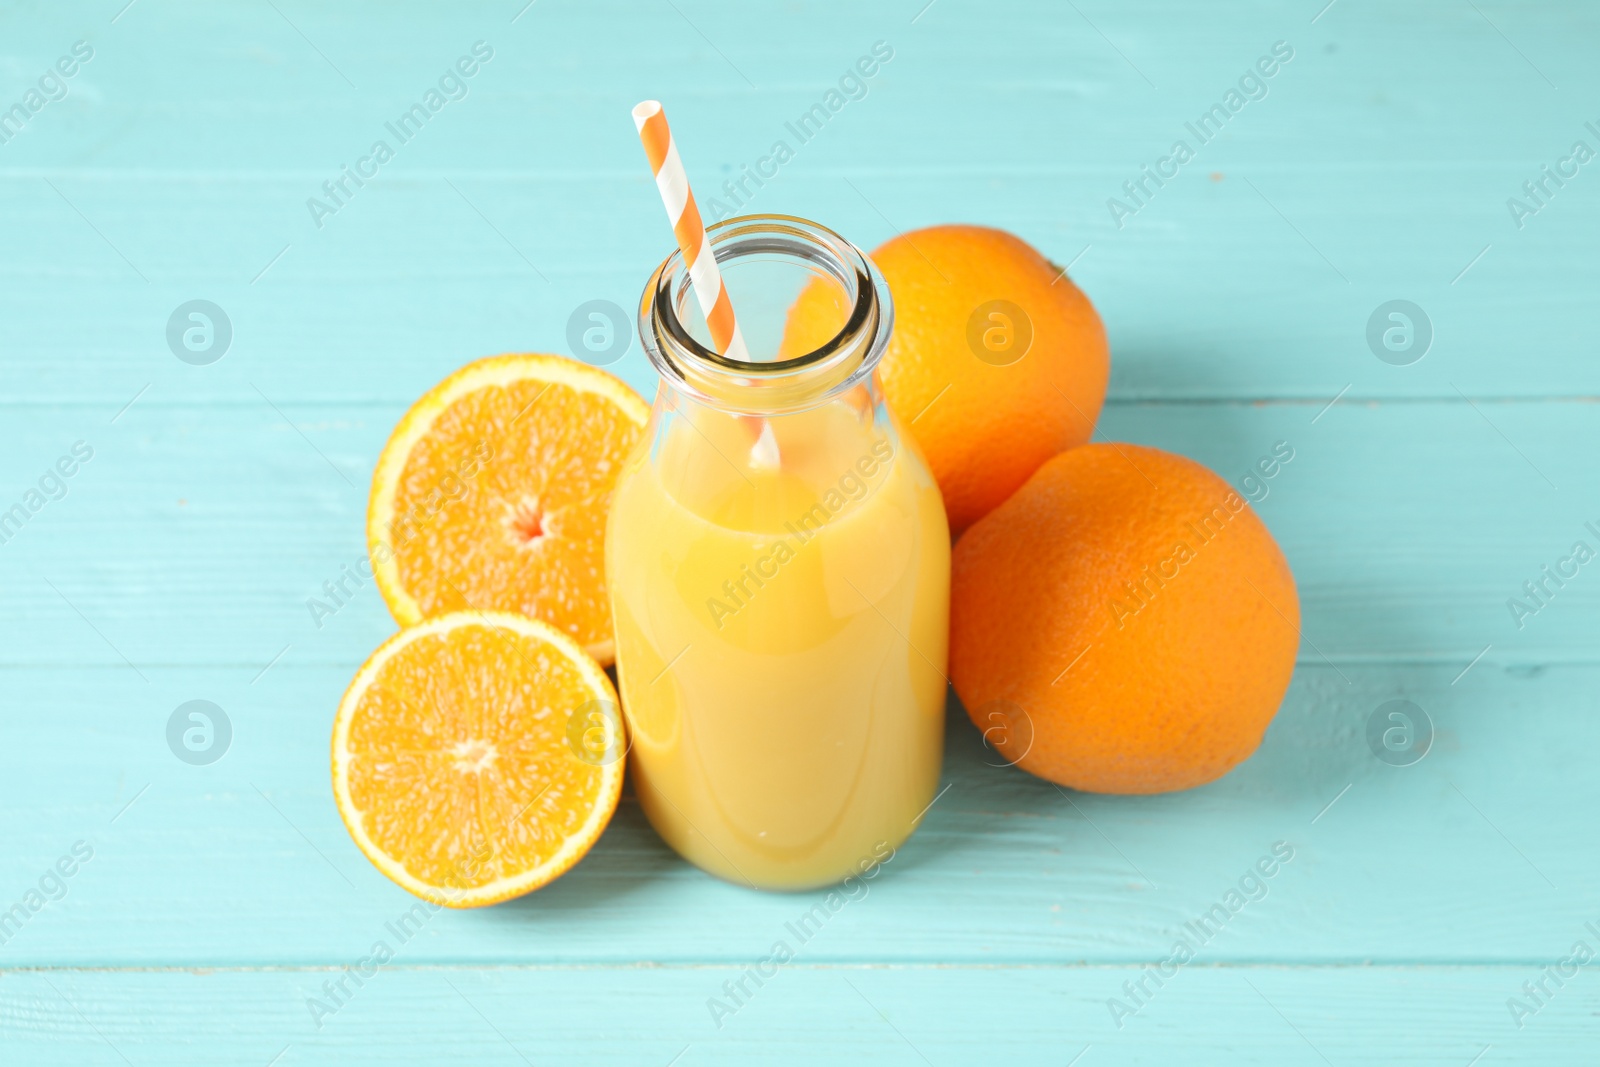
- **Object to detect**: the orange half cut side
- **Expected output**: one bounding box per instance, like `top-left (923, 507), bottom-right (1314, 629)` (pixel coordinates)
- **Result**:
top-left (331, 610), bottom-right (626, 906)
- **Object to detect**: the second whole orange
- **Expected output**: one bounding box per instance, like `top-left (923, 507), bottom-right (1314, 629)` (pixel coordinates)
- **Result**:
top-left (950, 443), bottom-right (1300, 794)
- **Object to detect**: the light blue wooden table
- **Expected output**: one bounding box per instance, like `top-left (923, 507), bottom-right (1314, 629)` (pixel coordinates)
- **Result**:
top-left (3, 1), bottom-right (1597, 1062)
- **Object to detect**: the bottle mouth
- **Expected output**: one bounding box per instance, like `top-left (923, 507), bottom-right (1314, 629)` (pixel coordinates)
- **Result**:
top-left (637, 214), bottom-right (893, 414)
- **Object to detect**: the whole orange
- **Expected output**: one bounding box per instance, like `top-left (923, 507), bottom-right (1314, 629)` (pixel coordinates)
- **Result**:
top-left (783, 224), bottom-right (1108, 532)
top-left (950, 443), bottom-right (1299, 794)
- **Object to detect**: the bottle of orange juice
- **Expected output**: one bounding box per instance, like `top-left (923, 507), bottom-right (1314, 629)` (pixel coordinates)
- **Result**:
top-left (606, 214), bottom-right (949, 890)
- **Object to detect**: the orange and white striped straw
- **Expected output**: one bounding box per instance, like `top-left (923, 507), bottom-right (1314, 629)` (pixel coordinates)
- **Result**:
top-left (632, 100), bottom-right (750, 362)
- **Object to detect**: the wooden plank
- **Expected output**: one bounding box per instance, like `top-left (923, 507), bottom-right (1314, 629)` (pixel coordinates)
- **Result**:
top-left (0, 663), bottom-right (1592, 967)
top-left (0, 397), bottom-right (1592, 668)
top-left (0, 963), bottom-right (1591, 1064)
top-left (2, 0), bottom-right (1597, 1060)
top-left (0, 2), bottom-right (1595, 403)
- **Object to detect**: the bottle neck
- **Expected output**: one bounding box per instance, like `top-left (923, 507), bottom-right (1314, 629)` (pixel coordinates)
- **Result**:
top-left (637, 215), bottom-right (894, 416)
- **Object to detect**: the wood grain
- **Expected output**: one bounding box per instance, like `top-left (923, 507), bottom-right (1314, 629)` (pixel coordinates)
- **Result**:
top-left (3, 965), bottom-right (1593, 1064)
top-left (1, 0), bottom-right (1596, 1062)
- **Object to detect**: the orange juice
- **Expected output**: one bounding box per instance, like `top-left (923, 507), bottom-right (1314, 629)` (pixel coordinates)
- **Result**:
top-left (606, 215), bottom-right (950, 889)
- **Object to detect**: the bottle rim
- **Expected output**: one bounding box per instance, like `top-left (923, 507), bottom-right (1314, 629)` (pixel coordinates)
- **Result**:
top-left (637, 214), bottom-right (894, 413)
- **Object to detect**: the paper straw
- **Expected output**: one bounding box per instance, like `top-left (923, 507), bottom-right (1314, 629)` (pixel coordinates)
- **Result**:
top-left (633, 100), bottom-right (778, 467)
top-left (632, 100), bottom-right (750, 362)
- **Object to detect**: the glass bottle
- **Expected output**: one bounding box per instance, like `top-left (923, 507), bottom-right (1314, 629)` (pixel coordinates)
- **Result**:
top-left (606, 214), bottom-right (949, 890)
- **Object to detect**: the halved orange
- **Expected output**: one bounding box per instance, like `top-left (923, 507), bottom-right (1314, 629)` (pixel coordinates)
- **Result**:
top-left (368, 354), bottom-right (650, 666)
top-left (332, 610), bottom-right (626, 906)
